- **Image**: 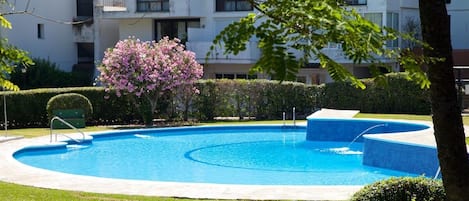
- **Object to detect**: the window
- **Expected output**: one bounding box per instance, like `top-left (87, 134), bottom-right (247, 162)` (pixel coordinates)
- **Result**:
top-left (76, 0), bottom-right (93, 17)
top-left (137, 0), bottom-right (169, 12)
top-left (386, 12), bottom-right (399, 47)
top-left (215, 73), bottom-right (257, 79)
top-left (77, 43), bottom-right (94, 63)
top-left (344, 0), bottom-right (367, 5)
top-left (296, 76), bottom-right (307, 84)
top-left (155, 19), bottom-right (201, 43)
top-left (216, 0), bottom-right (253, 12)
top-left (364, 13), bottom-right (383, 27)
top-left (37, 24), bottom-right (44, 39)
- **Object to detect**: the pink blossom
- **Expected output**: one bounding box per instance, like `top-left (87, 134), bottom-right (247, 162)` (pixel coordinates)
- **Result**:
top-left (98, 36), bottom-right (203, 117)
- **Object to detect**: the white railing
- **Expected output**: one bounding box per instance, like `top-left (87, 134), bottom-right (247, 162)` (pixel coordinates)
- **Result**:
top-left (50, 116), bottom-right (86, 143)
top-left (186, 41), bottom-right (261, 63)
top-left (97, 0), bottom-right (126, 7)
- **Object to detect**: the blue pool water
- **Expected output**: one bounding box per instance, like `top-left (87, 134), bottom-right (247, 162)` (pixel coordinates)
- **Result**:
top-left (14, 126), bottom-right (418, 185)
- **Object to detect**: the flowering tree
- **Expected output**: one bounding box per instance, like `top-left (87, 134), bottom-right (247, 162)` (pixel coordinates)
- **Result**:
top-left (98, 37), bottom-right (203, 125)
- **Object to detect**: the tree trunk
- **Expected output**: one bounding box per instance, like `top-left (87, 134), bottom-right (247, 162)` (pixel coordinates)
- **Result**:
top-left (419, 0), bottom-right (469, 200)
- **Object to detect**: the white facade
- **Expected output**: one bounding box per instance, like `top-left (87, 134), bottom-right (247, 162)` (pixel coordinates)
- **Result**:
top-left (447, 0), bottom-right (469, 50)
top-left (3, 0), bottom-right (78, 71)
top-left (2, 0), bottom-right (468, 84)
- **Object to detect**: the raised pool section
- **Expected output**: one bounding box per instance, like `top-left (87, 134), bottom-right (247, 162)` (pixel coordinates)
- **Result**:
top-left (307, 116), bottom-right (438, 177)
top-left (306, 118), bottom-right (430, 141)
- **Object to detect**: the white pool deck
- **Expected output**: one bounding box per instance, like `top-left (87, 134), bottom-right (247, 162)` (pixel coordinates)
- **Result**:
top-left (0, 109), bottom-right (468, 201)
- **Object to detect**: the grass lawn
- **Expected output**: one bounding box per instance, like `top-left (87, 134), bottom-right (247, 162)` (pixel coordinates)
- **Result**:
top-left (0, 182), bottom-right (204, 201)
top-left (0, 113), bottom-right (467, 200)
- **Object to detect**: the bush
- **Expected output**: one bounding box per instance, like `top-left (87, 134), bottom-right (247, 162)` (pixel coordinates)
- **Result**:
top-left (350, 177), bottom-right (446, 201)
top-left (46, 93), bottom-right (93, 120)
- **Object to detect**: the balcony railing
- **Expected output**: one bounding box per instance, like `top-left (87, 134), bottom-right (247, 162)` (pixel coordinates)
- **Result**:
top-left (97, 0), bottom-right (126, 11)
top-left (186, 41), bottom-right (260, 64)
top-left (98, 0), bottom-right (125, 7)
top-left (344, 0), bottom-right (367, 5)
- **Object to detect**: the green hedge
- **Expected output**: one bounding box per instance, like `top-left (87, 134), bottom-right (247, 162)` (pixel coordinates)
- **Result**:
top-left (0, 87), bottom-right (139, 128)
top-left (319, 73), bottom-right (431, 114)
top-left (0, 74), bottom-right (431, 128)
top-left (194, 79), bottom-right (320, 120)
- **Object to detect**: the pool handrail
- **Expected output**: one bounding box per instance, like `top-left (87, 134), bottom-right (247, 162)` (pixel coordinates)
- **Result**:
top-left (50, 116), bottom-right (86, 143)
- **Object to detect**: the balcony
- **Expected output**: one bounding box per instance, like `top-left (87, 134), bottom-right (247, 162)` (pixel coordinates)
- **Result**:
top-left (97, 0), bottom-right (127, 12)
top-left (344, 0), bottom-right (367, 5)
top-left (98, 0), bottom-right (193, 18)
top-left (73, 21), bottom-right (94, 43)
top-left (186, 41), bottom-right (261, 64)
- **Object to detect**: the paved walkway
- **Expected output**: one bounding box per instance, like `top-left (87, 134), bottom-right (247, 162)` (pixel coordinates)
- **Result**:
top-left (0, 135), bottom-right (23, 143)
top-left (0, 109), bottom-right (467, 201)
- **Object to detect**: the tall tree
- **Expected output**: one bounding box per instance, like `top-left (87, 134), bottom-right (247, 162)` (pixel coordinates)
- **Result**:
top-left (419, 0), bottom-right (469, 200)
top-left (211, 0), bottom-right (469, 200)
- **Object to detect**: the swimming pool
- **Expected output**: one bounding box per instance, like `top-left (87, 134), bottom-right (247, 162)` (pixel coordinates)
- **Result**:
top-left (14, 125), bottom-right (421, 185)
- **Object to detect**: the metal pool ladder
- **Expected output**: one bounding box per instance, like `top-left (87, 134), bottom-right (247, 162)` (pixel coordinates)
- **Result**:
top-left (50, 116), bottom-right (86, 143)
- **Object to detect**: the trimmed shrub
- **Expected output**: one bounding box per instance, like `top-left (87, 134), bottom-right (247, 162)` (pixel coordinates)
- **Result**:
top-left (194, 79), bottom-right (218, 121)
top-left (46, 93), bottom-right (93, 120)
top-left (193, 79), bottom-right (320, 121)
top-left (350, 177), bottom-right (446, 201)
top-left (318, 73), bottom-right (431, 114)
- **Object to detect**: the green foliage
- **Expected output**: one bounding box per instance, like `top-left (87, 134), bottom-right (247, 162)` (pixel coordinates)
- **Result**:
top-left (209, 0), bottom-right (431, 89)
top-left (0, 38), bottom-right (33, 91)
top-left (0, 15), bottom-right (11, 29)
top-left (0, 180), bottom-right (201, 201)
top-left (194, 79), bottom-right (320, 120)
top-left (350, 177), bottom-right (446, 201)
top-left (318, 73), bottom-right (431, 114)
top-left (0, 87), bottom-right (139, 128)
top-left (46, 93), bottom-right (93, 120)
top-left (194, 80), bottom-right (219, 121)
top-left (11, 58), bottom-right (93, 89)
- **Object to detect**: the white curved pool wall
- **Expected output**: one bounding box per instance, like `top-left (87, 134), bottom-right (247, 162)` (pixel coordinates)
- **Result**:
top-left (306, 117), bottom-right (439, 177)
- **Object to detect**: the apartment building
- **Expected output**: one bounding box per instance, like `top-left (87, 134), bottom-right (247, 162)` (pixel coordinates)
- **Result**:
top-left (447, 0), bottom-right (469, 67)
top-left (2, 0), bottom-right (467, 85)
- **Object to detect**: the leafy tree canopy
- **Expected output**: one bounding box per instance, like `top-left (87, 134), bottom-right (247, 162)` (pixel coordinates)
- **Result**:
top-left (209, 0), bottom-right (431, 89)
